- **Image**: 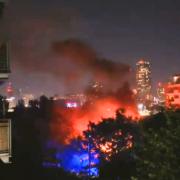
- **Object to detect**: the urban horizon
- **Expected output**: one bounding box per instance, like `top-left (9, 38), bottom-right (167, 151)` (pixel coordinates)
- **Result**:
top-left (0, 0), bottom-right (180, 97)
top-left (0, 1), bottom-right (180, 180)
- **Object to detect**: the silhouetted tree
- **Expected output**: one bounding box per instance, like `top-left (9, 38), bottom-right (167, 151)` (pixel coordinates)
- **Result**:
top-left (82, 111), bottom-right (139, 179)
top-left (133, 110), bottom-right (180, 180)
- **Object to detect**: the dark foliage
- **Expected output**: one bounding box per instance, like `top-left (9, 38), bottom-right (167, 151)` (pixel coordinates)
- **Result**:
top-left (1, 94), bottom-right (180, 180)
top-left (133, 110), bottom-right (180, 180)
top-left (82, 112), bottom-right (140, 180)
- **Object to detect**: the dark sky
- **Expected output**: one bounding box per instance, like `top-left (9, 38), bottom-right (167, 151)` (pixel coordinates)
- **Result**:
top-left (0, 0), bottom-right (180, 96)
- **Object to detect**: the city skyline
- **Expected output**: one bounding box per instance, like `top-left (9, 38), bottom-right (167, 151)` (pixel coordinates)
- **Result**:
top-left (0, 0), bottom-right (180, 96)
top-left (0, 1), bottom-right (180, 179)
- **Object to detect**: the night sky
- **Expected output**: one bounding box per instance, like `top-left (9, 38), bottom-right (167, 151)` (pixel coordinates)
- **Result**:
top-left (0, 0), bottom-right (180, 96)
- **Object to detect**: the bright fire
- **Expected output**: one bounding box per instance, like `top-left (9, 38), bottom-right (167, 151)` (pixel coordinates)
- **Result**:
top-left (51, 95), bottom-right (140, 144)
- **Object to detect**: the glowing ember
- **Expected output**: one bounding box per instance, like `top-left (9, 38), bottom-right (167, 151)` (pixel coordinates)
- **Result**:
top-left (99, 142), bottom-right (113, 153)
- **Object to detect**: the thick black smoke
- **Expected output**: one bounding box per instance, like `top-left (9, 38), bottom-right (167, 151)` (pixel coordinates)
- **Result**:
top-left (1, 0), bottom-right (132, 95)
top-left (52, 39), bottom-right (131, 89)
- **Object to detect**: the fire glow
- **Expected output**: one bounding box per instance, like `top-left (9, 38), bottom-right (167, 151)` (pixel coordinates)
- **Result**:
top-left (47, 39), bottom-right (140, 175)
top-left (46, 85), bottom-right (140, 176)
top-left (51, 93), bottom-right (139, 144)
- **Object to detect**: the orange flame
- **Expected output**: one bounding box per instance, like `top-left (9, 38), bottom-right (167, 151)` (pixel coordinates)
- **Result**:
top-left (51, 96), bottom-right (140, 144)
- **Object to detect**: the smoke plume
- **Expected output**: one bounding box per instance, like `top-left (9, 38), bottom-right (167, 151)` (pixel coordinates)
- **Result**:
top-left (52, 39), bottom-right (130, 87)
top-left (49, 39), bottom-right (137, 144)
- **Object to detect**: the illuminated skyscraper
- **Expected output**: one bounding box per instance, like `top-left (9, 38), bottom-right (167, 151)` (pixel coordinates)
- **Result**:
top-left (136, 59), bottom-right (152, 106)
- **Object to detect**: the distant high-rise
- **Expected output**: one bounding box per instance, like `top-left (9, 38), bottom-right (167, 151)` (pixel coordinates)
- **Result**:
top-left (157, 82), bottom-right (165, 104)
top-left (136, 59), bottom-right (152, 106)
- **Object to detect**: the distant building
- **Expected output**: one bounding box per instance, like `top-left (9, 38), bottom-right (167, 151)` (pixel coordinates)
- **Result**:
top-left (22, 94), bottom-right (35, 107)
top-left (53, 93), bottom-right (87, 108)
top-left (172, 74), bottom-right (180, 84)
top-left (136, 59), bottom-right (152, 107)
top-left (165, 74), bottom-right (180, 109)
top-left (6, 97), bottom-right (16, 112)
top-left (157, 82), bottom-right (165, 105)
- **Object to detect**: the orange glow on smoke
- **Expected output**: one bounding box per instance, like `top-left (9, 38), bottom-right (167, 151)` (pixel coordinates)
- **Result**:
top-left (51, 96), bottom-right (140, 144)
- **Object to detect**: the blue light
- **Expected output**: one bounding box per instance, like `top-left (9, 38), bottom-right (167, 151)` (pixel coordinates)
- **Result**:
top-left (44, 140), bottom-right (99, 177)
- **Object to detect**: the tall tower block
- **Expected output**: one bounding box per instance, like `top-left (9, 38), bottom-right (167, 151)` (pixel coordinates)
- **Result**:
top-left (136, 59), bottom-right (152, 106)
